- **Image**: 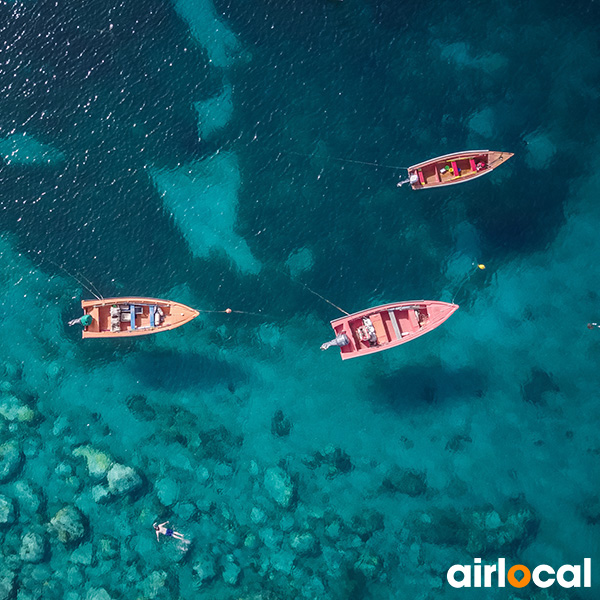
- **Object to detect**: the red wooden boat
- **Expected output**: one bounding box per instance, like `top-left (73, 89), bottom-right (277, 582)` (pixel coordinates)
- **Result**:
top-left (78, 297), bottom-right (199, 338)
top-left (405, 150), bottom-right (513, 190)
top-left (320, 300), bottom-right (458, 360)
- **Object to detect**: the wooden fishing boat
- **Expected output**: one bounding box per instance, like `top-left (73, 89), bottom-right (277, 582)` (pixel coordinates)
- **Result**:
top-left (406, 150), bottom-right (513, 189)
top-left (79, 297), bottom-right (199, 338)
top-left (320, 300), bottom-right (458, 360)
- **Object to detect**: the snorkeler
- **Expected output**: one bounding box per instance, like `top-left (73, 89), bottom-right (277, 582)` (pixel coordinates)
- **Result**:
top-left (153, 521), bottom-right (188, 543)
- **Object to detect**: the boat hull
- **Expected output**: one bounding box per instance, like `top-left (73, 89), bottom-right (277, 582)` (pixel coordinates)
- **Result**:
top-left (81, 297), bottom-right (199, 338)
top-left (327, 300), bottom-right (458, 360)
top-left (409, 150), bottom-right (513, 189)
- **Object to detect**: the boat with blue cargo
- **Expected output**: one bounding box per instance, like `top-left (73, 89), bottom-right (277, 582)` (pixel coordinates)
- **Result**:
top-left (79, 297), bottom-right (199, 338)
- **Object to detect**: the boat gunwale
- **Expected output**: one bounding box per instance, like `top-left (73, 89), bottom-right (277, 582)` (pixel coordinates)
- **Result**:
top-left (330, 300), bottom-right (427, 326)
top-left (81, 297), bottom-right (194, 309)
top-left (81, 297), bottom-right (199, 338)
top-left (411, 170), bottom-right (490, 189)
top-left (328, 300), bottom-right (458, 359)
top-left (408, 150), bottom-right (513, 190)
top-left (408, 150), bottom-right (491, 171)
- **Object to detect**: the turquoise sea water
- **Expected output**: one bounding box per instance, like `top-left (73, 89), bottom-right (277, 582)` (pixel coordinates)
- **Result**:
top-left (1, 0), bottom-right (599, 597)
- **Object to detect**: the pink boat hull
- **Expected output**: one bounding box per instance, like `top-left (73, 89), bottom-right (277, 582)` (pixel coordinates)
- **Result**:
top-left (408, 150), bottom-right (513, 189)
top-left (324, 300), bottom-right (458, 360)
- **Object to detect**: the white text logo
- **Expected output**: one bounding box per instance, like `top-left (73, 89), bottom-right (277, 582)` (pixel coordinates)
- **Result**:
top-left (447, 558), bottom-right (591, 588)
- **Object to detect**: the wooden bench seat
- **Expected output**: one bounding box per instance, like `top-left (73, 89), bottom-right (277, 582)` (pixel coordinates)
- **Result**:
top-left (369, 313), bottom-right (389, 344)
top-left (395, 308), bottom-right (421, 335)
top-left (407, 309), bottom-right (420, 329)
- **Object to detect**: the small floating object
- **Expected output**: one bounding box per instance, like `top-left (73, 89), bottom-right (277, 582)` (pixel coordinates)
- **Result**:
top-left (320, 300), bottom-right (458, 360)
top-left (405, 150), bottom-right (513, 190)
top-left (77, 297), bottom-right (199, 339)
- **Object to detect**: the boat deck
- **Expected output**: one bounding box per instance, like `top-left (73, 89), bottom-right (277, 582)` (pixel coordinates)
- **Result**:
top-left (409, 150), bottom-right (513, 189)
top-left (86, 303), bottom-right (157, 334)
top-left (323, 300), bottom-right (458, 359)
top-left (81, 297), bottom-right (199, 338)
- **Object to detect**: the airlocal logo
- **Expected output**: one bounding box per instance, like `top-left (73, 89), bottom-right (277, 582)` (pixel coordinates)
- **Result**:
top-left (447, 558), bottom-right (591, 588)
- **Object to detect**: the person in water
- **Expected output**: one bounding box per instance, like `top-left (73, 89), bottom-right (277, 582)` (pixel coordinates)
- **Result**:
top-left (153, 521), bottom-right (188, 543)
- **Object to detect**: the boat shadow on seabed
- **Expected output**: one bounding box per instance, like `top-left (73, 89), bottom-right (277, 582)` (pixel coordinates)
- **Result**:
top-left (369, 364), bottom-right (487, 412)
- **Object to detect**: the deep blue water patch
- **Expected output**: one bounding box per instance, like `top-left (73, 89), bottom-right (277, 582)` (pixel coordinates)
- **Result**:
top-left (133, 349), bottom-right (247, 392)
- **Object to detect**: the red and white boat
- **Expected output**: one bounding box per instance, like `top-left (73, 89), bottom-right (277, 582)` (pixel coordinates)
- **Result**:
top-left (320, 300), bottom-right (458, 360)
top-left (79, 297), bottom-right (199, 339)
top-left (404, 150), bottom-right (513, 190)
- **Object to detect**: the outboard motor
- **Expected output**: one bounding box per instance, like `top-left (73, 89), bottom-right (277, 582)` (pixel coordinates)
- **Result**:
top-left (68, 314), bottom-right (92, 327)
top-left (397, 173), bottom-right (419, 188)
top-left (320, 333), bottom-right (350, 351)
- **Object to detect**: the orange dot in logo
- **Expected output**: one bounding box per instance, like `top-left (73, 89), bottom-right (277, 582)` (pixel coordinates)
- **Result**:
top-left (507, 565), bottom-right (531, 588)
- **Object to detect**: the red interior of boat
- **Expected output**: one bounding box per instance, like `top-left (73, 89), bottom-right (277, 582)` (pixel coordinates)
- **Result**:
top-left (369, 313), bottom-right (390, 343)
top-left (343, 307), bottom-right (431, 352)
top-left (409, 151), bottom-right (510, 189)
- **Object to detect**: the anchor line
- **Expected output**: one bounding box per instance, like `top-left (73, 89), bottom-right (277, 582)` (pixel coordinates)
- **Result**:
top-left (285, 150), bottom-right (409, 172)
top-left (451, 263), bottom-right (485, 304)
top-left (300, 283), bottom-right (350, 316)
top-left (31, 252), bottom-right (103, 300)
top-left (196, 308), bottom-right (271, 318)
top-left (271, 264), bottom-right (350, 316)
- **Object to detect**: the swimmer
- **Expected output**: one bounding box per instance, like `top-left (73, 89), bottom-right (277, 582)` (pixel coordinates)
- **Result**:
top-left (153, 521), bottom-right (188, 543)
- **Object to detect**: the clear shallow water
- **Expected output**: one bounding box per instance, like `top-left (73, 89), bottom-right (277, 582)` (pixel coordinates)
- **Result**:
top-left (0, 0), bottom-right (599, 598)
